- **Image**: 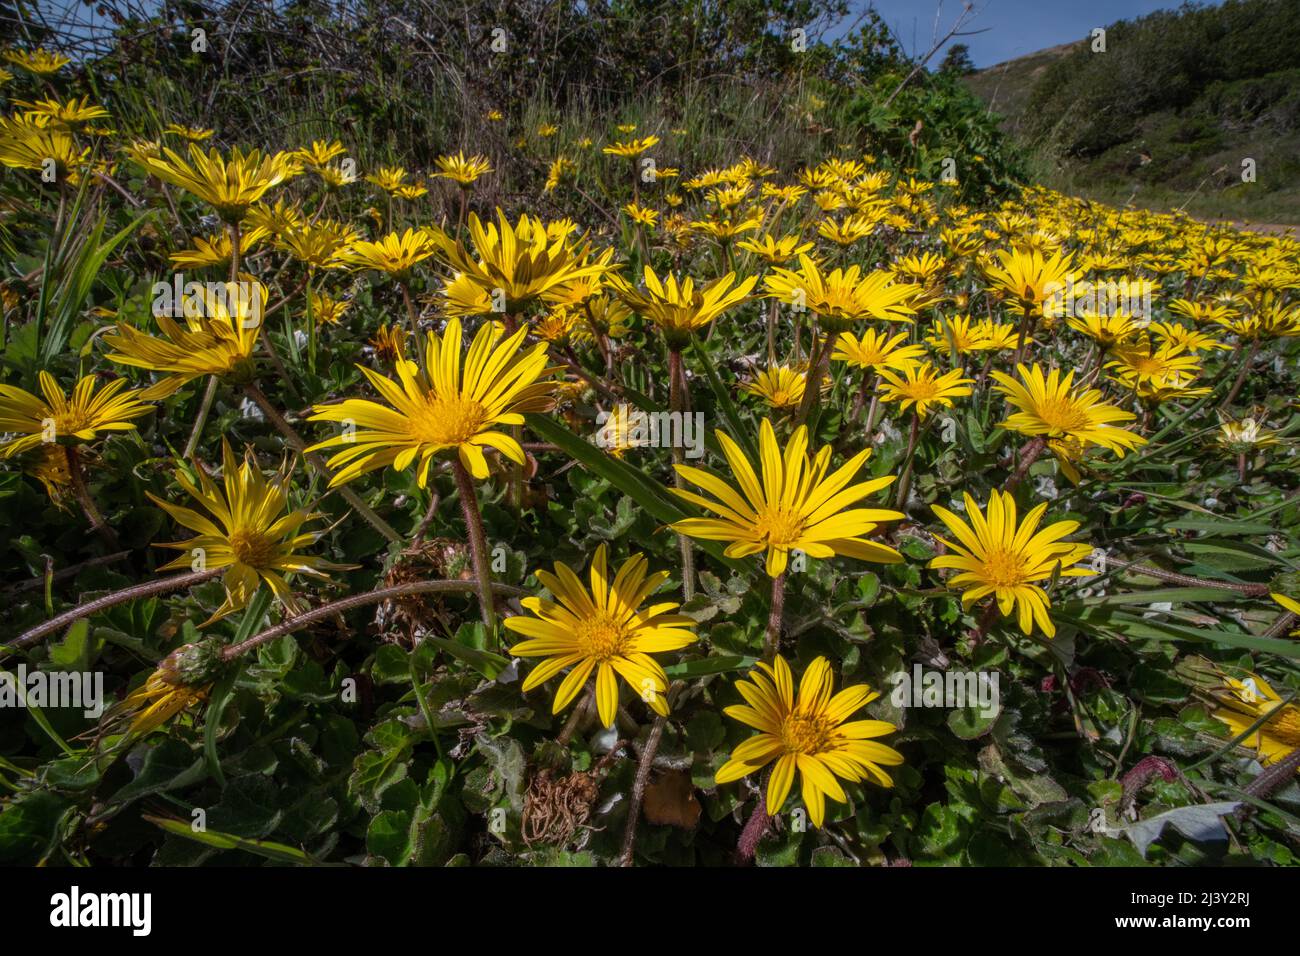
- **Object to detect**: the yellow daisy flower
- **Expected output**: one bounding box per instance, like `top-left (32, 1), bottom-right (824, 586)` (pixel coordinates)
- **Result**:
top-left (602, 135), bottom-right (660, 158)
top-left (506, 544), bottom-right (698, 728)
top-left (0, 372), bottom-right (153, 459)
top-left (715, 655), bottom-right (903, 827)
top-left (127, 143), bottom-right (300, 223)
top-left (307, 317), bottom-right (554, 486)
top-left (929, 490), bottom-right (1093, 636)
top-left (336, 227), bottom-right (438, 280)
top-left (991, 363), bottom-right (1146, 459)
top-left (1211, 671), bottom-right (1300, 770)
top-left (103, 279), bottom-right (267, 399)
top-left (433, 151), bottom-right (493, 185)
top-left (832, 328), bottom-right (927, 372)
top-left (148, 440), bottom-right (350, 624)
top-left (877, 362), bottom-right (973, 418)
top-left (3, 48), bottom-right (71, 74)
top-left (669, 418), bottom-right (903, 577)
top-left (765, 253), bottom-right (916, 332)
top-left (608, 265), bottom-right (756, 347)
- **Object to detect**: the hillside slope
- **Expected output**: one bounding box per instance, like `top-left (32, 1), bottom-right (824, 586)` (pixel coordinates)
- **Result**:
top-left (963, 0), bottom-right (1300, 226)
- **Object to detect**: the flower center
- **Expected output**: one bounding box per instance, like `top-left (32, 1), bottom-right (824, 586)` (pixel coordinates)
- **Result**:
top-left (753, 507), bottom-right (804, 549)
top-left (980, 546), bottom-right (1029, 588)
top-left (1265, 704), bottom-right (1300, 748)
top-left (229, 529), bottom-right (277, 568)
top-left (901, 379), bottom-right (941, 401)
top-left (51, 410), bottom-right (91, 436)
top-left (1034, 395), bottom-right (1092, 433)
top-left (779, 711), bottom-right (833, 755)
top-left (408, 397), bottom-right (487, 447)
top-left (575, 613), bottom-right (631, 662)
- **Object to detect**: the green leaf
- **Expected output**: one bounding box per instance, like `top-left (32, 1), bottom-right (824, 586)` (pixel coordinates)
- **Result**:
top-left (143, 814), bottom-right (318, 865)
top-left (665, 654), bottom-right (757, 678)
top-left (524, 413), bottom-right (749, 573)
top-left (423, 636), bottom-right (509, 681)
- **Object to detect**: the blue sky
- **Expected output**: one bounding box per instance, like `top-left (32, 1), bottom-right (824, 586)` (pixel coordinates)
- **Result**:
top-left (858, 0), bottom-right (1227, 68)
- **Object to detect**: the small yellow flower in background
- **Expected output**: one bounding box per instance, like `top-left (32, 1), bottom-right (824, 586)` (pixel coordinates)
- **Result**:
top-left (608, 265), bottom-right (756, 347)
top-left (0, 115), bottom-right (91, 182)
top-left (1148, 321), bottom-right (1227, 353)
top-left (929, 490), bottom-right (1093, 636)
top-left (23, 443), bottom-right (74, 508)
top-left (735, 232), bottom-right (813, 264)
top-left (1168, 298), bottom-right (1236, 325)
top-left (544, 155), bottom-right (576, 192)
top-left (832, 327), bottom-right (926, 372)
top-left (602, 135), bottom-right (659, 158)
top-left (1216, 416), bottom-right (1281, 452)
top-left (894, 251), bottom-right (948, 286)
top-left (622, 202), bottom-right (658, 228)
top-left (169, 227), bottom-right (270, 270)
top-left (365, 165), bottom-right (411, 195)
top-left (307, 316), bottom-right (554, 486)
top-left (715, 655), bottom-right (902, 827)
top-left (688, 213), bottom-right (761, 241)
top-left (15, 96), bottom-right (110, 126)
top-left (163, 124), bottom-right (216, 141)
top-left (992, 363), bottom-right (1146, 463)
top-left (278, 218), bottom-right (360, 270)
top-left (438, 210), bottom-right (612, 316)
top-left (706, 183), bottom-right (751, 210)
top-left (336, 227), bottom-right (437, 280)
top-left (760, 183), bottom-right (807, 204)
top-left (368, 322), bottom-right (408, 364)
top-left (433, 151), bottom-right (493, 186)
top-left (532, 306), bottom-right (586, 344)
top-left (246, 198), bottom-right (303, 237)
top-left (393, 181), bottom-right (429, 201)
top-left (0, 372), bottom-right (153, 459)
top-left (594, 403), bottom-right (655, 457)
top-left (765, 253), bottom-right (915, 332)
top-left (1067, 309), bottom-right (1142, 348)
top-left (1211, 670), bottom-right (1300, 770)
top-left (536, 123), bottom-right (559, 138)
top-left (309, 291), bottom-right (350, 327)
top-left (1105, 341), bottom-right (1201, 390)
top-left (877, 362), bottom-right (973, 418)
top-left (3, 48), bottom-right (71, 74)
top-left (314, 162), bottom-right (357, 190)
top-left (289, 139), bottom-right (346, 169)
top-left (969, 317), bottom-right (1022, 352)
top-left (982, 246), bottom-right (1076, 317)
top-left (925, 314), bottom-right (989, 355)
top-left (817, 213), bottom-right (881, 246)
top-left (670, 419), bottom-right (903, 577)
top-left (148, 440), bottom-right (351, 624)
top-left (109, 663), bottom-right (210, 738)
top-left (742, 364), bottom-right (826, 411)
top-left (506, 544), bottom-right (697, 728)
top-left (128, 143), bottom-right (300, 223)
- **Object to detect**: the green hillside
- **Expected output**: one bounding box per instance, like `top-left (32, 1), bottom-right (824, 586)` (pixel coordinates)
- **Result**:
top-left (965, 0), bottom-right (1300, 226)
